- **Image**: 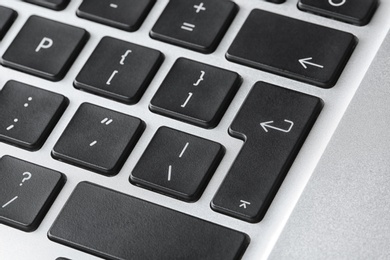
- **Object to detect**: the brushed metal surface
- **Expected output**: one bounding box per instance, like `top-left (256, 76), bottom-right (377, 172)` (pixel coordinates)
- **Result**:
top-left (270, 28), bottom-right (390, 259)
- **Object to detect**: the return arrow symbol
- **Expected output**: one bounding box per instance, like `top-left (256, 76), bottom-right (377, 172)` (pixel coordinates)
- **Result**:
top-left (260, 119), bottom-right (294, 133)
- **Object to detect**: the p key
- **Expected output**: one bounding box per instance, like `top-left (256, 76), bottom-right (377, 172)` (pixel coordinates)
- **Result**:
top-left (211, 82), bottom-right (323, 223)
top-left (1, 16), bottom-right (88, 81)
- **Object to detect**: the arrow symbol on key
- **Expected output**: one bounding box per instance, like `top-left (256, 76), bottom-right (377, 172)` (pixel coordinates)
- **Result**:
top-left (239, 200), bottom-right (251, 209)
top-left (299, 57), bottom-right (324, 69)
top-left (260, 119), bottom-right (294, 133)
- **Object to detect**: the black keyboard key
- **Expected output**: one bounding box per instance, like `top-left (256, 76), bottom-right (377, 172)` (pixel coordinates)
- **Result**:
top-left (265, 0), bottom-right (285, 3)
top-left (298, 0), bottom-right (378, 26)
top-left (52, 103), bottom-right (144, 176)
top-left (49, 182), bottom-right (249, 260)
top-left (150, 58), bottom-right (241, 128)
top-left (23, 0), bottom-right (70, 10)
top-left (0, 6), bottom-right (17, 40)
top-left (211, 82), bottom-right (323, 223)
top-left (1, 16), bottom-right (89, 81)
top-left (226, 9), bottom-right (357, 88)
top-left (131, 127), bottom-right (224, 201)
top-left (74, 36), bottom-right (163, 104)
top-left (0, 156), bottom-right (65, 232)
top-left (150, 0), bottom-right (238, 53)
top-left (0, 81), bottom-right (68, 150)
top-left (77, 0), bottom-right (155, 32)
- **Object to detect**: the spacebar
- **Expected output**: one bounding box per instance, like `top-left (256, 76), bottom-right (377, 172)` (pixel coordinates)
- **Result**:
top-left (48, 182), bottom-right (249, 260)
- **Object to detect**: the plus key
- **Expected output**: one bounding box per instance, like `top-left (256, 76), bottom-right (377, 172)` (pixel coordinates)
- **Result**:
top-left (211, 82), bottom-right (323, 223)
top-left (150, 0), bottom-right (238, 53)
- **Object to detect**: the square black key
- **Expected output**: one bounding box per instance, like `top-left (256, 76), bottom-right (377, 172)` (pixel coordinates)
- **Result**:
top-left (150, 58), bottom-right (241, 128)
top-left (74, 36), bottom-right (163, 104)
top-left (0, 81), bottom-right (68, 150)
top-left (0, 6), bottom-right (17, 41)
top-left (0, 156), bottom-right (65, 232)
top-left (150, 0), bottom-right (238, 53)
top-left (131, 127), bottom-right (224, 202)
top-left (77, 0), bottom-right (155, 31)
top-left (1, 16), bottom-right (89, 81)
top-left (52, 103), bottom-right (144, 176)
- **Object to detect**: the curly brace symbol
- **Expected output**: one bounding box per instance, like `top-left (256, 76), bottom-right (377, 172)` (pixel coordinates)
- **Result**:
top-left (193, 71), bottom-right (205, 86)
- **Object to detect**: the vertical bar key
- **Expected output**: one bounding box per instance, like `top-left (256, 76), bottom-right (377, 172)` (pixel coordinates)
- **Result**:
top-left (211, 82), bottom-right (323, 223)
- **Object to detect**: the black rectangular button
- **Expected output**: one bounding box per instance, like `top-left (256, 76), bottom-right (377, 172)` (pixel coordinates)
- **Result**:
top-left (23, 0), bottom-right (70, 10)
top-left (49, 182), bottom-right (249, 260)
top-left (77, 0), bottom-right (155, 31)
top-left (150, 58), bottom-right (241, 128)
top-left (0, 81), bottom-right (68, 150)
top-left (131, 127), bottom-right (224, 202)
top-left (1, 16), bottom-right (88, 81)
top-left (0, 156), bottom-right (65, 232)
top-left (298, 0), bottom-right (378, 26)
top-left (211, 82), bottom-right (323, 222)
top-left (150, 0), bottom-right (237, 53)
top-left (52, 103), bottom-right (144, 176)
top-left (226, 9), bottom-right (357, 88)
top-left (74, 36), bottom-right (163, 104)
top-left (0, 6), bottom-right (17, 40)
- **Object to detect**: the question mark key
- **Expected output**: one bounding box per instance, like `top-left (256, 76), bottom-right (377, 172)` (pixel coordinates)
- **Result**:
top-left (0, 156), bottom-right (65, 232)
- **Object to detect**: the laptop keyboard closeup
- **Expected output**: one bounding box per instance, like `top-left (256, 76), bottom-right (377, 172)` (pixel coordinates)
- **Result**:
top-left (0, 0), bottom-right (389, 259)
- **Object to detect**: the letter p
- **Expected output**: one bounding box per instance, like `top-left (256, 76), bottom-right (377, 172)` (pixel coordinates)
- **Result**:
top-left (35, 37), bottom-right (53, 52)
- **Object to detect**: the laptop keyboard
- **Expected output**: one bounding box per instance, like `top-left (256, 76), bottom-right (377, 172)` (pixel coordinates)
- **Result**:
top-left (0, 0), bottom-right (386, 259)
